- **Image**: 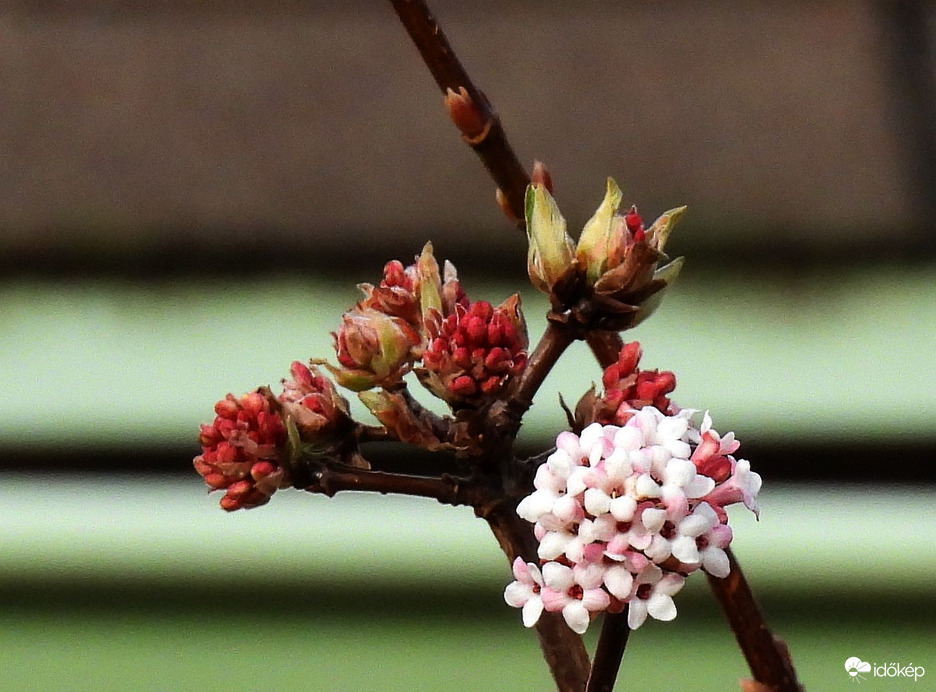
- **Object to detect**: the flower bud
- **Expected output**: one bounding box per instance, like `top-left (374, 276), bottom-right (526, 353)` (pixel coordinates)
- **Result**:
top-left (278, 361), bottom-right (352, 440)
top-left (329, 307), bottom-right (421, 391)
top-left (418, 296), bottom-right (528, 407)
top-left (524, 183), bottom-right (576, 294)
top-left (194, 390), bottom-right (287, 511)
top-left (576, 177), bottom-right (623, 283)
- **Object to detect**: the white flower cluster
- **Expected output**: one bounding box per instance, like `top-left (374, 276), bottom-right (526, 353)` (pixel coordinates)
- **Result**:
top-left (504, 407), bottom-right (761, 634)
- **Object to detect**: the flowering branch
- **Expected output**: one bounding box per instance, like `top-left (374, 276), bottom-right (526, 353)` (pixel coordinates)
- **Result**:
top-left (193, 3), bottom-right (800, 692)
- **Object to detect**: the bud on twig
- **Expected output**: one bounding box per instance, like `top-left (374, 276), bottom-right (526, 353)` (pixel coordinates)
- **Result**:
top-left (444, 86), bottom-right (490, 143)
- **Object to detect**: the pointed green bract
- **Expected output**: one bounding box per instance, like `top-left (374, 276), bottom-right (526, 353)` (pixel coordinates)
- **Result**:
top-left (577, 177), bottom-right (624, 283)
top-left (524, 184), bottom-right (574, 293)
top-left (646, 206), bottom-right (687, 255)
top-left (417, 242), bottom-right (443, 319)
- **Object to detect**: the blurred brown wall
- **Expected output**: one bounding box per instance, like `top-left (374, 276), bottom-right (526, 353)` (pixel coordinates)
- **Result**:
top-left (1, 1), bottom-right (932, 261)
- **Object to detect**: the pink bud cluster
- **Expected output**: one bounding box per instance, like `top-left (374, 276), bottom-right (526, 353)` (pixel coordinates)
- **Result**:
top-left (194, 391), bottom-right (287, 512)
top-left (505, 408), bottom-right (761, 634)
top-left (422, 300), bottom-right (527, 402)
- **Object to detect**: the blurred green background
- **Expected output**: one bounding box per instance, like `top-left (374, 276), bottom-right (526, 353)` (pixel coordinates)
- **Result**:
top-left (3, 2), bottom-right (935, 690)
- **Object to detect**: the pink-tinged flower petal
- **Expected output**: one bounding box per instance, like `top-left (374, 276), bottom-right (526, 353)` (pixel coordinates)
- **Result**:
top-left (655, 572), bottom-right (685, 597)
top-left (580, 587), bottom-right (611, 613)
top-left (574, 562), bottom-right (606, 590)
top-left (522, 598), bottom-right (545, 627)
top-left (555, 431), bottom-right (583, 457)
top-left (553, 494), bottom-right (585, 524)
top-left (604, 565), bottom-right (634, 600)
top-left (533, 463), bottom-right (566, 493)
top-left (511, 556), bottom-right (542, 585)
top-left (540, 587), bottom-right (569, 612)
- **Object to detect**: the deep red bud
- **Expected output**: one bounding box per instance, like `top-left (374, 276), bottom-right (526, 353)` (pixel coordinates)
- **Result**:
top-left (449, 375), bottom-right (477, 396)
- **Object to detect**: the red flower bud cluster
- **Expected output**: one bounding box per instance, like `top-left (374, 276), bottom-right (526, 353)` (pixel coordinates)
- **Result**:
top-left (194, 391), bottom-right (286, 511)
top-left (421, 298), bottom-right (527, 404)
top-left (598, 342), bottom-right (676, 424)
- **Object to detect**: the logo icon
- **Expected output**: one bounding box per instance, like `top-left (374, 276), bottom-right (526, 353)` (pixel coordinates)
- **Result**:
top-left (845, 657), bottom-right (872, 683)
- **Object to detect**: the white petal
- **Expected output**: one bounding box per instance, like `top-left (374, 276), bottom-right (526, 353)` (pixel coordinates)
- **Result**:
top-left (627, 600), bottom-right (649, 630)
top-left (542, 561), bottom-right (575, 591)
top-left (644, 534), bottom-right (672, 562)
top-left (517, 490), bottom-right (557, 522)
top-left (546, 449), bottom-right (574, 478)
top-left (663, 457), bottom-right (696, 487)
top-left (635, 474), bottom-right (661, 499)
top-left (683, 474), bottom-right (716, 499)
top-left (609, 495), bottom-right (637, 522)
top-left (641, 507), bottom-right (667, 533)
top-left (702, 547), bottom-right (731, 578)
top-left (538, 531), bottom-right (573, 560)
top-left (647, 593), bottom-right (677, 621)
top-left (565, 467), bottom-right (589, 496)
top-left (603, 565), bottom-right (634, 600)
top-left (521, 597), bottom-right (545, 627)
top-left (562, 602), bottom-right (591, 634)
top-left (657, 416), bottom-right (689, 441)
top-left (678, 512), bottom-right (712, 538)
top-left (584, 488), bottom-right (611, 516)
top-left (504, 581), bottom-right (533, 607)
top-left (613, 425), bottom-right (644, 451)
top-left (670, 535), bottom-right (700, 564)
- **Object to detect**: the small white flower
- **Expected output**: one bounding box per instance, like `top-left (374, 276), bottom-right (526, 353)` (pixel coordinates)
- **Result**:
top-left (627, 564), bottom-right (685, 630)
top-left (504, 558), bottom-right (545, 628)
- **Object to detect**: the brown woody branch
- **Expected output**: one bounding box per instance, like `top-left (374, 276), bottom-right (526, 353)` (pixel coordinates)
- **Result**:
top-left (707, 552), bottom-right (802, 691)
top-left (388, 0), bottom-right (530, 223)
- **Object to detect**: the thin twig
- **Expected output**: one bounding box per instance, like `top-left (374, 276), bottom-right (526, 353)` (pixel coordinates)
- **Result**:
top-left (388, 0), bottom-right (530, 222)
top-left (307, 465), bottom-right (474, 505)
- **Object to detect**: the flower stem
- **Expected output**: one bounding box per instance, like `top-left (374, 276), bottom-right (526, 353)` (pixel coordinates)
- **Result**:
top-left (707, 549), bottom-right (802, 691)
